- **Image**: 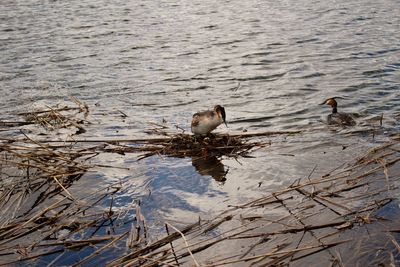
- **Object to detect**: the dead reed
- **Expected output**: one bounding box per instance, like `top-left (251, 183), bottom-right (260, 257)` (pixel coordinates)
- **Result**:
top-left (105, 138), bottom-right (400, 266)
top-left (1, 99), bottom-right (399, 266)
top-left (1, 96), bottom-right (88, 134)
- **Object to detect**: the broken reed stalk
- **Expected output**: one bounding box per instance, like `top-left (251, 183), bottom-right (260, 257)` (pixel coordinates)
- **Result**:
top-left (0, 120), bottom-right (133, 266)
top-left (2, 130), bottom-right (280, 159)
top-left (2, 99), bottom-right (400, 266)
top-left (165, 222), bottom-right (200, 267)
top-left (201, 240), bottom-right (351, 267)
top-left (0, 99), bottom-right (88, 134)
top-left (165, 223), bottom-right (180, 266)
top-left (71, 231), bottom-right (129, 267)
top-left (10, 130), bottom-right (301, 144)
top-left (106, 220), bottom-right (202, 266)
top-left (17, 106), bottom-right (82, 116)
top-left (130, 142), bottom-right (400, 266)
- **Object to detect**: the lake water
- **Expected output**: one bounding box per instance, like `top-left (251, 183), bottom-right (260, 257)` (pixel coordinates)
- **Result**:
top-left (1, 0), bottom-right (400, 265)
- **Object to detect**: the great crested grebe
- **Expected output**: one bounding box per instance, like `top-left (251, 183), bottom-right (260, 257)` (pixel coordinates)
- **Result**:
top-left (191, 105), bottom-right (227, 135)
top-left (321, 97), bottom-right (356, 126)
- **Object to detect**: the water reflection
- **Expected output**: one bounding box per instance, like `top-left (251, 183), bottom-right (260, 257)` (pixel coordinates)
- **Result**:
top-left (191, 156), bottom-right (228, 183)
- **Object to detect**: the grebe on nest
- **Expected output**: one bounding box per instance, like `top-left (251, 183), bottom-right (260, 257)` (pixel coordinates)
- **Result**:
top-left (191, 105), bottom-right (227, 135)
top-left (320, 98), bottom-right (356, 126)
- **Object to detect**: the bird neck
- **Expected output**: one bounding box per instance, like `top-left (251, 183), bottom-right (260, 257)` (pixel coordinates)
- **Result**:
top-left (332, 106), bottom-right (337, 114)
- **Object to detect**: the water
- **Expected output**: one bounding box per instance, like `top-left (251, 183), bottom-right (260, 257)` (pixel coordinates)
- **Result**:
top-left (1, 0), bottom-right (400, 264)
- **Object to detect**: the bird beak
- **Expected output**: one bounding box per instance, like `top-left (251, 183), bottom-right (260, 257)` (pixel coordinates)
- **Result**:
top-left (319, 101), bottom-right (327, 105)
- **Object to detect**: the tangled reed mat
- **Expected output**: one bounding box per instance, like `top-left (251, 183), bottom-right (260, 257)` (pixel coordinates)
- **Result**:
top-left (1, 100), bottom-right (400, 266)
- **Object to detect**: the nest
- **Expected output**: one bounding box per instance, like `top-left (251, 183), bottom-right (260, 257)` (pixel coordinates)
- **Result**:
top-left (114, 133), bottom-right (272, 160)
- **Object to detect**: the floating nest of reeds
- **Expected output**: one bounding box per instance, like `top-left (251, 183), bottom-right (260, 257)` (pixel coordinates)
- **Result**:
top-left (66, 129), bottom-right (299, 160)
top-left (120, 132), bottom-right (272, 160)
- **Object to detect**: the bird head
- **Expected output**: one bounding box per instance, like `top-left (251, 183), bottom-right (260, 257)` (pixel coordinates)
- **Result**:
top-left (214, 105), bottom-right (227, 127)
top-left (320, 98), bottom-right (337, 107)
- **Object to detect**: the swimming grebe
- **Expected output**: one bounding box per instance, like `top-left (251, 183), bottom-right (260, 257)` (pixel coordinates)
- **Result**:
top-left (191, 105), bottom-right (227, 135)
top-left (321, 98), bottom-right (356, 126)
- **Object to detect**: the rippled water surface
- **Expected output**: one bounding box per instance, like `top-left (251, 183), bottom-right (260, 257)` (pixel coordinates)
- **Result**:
top-left (1, 0), bottom-right (400, 264)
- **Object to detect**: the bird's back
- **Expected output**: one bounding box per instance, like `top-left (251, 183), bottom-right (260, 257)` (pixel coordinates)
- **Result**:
top-left (328, 113), bottom-right (356, 126)
top-left (191, 110), bottom-right (222, 135)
